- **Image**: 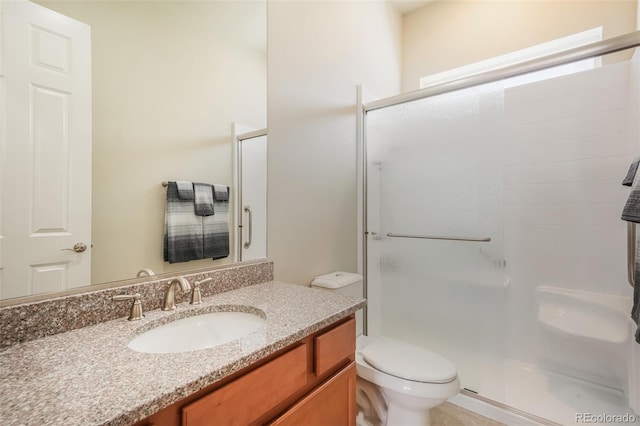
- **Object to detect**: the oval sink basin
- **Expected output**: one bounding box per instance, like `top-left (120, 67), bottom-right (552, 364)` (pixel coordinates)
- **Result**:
top-left (128, 311), bottom-right (266, 354)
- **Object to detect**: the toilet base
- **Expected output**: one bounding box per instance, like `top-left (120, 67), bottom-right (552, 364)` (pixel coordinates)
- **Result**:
top-left (357, 377), bottom-right (446, 426)
top-left (387, 403), bottom-right (431, 426)
top-left (357, 377), bottom-right (386, 425)
top-left (384, 388), bottom-right (441, 426)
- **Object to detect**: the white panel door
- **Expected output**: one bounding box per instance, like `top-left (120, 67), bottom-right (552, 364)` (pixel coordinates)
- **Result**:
top-left (1, 0), bottom-right (91, 299)
top-left (240, 135), bottom-right (267, 261)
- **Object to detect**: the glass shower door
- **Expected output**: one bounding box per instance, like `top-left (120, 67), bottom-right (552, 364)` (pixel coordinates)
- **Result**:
top-left (366, 81), bottom-right (507, 393)
top-left (364, 55), bottom-right (640, 424)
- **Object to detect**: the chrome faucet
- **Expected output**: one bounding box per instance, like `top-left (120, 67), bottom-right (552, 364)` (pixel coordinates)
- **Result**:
top-left (162, 277), bottom-right (191, 311)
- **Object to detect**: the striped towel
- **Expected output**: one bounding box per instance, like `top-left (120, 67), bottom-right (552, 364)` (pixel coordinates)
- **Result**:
top-left (213, 184), bottom-right (229, 201)
top-left (203, 185), bottom-right (229, 260)
top-left (164, 181), bottom-right (203, 263)
top-left (622, 188), bottom-right (640, 223)
top-left (194, 183), bottom-right (214, 216)
top-left (176, 181), bottom-right (194, 200)
top-left (622, 159), bottom-right (640, 343)
top-left (634, 261), bottom-right (640, 344)
top-left (624, 157), bottom-right (640, 186)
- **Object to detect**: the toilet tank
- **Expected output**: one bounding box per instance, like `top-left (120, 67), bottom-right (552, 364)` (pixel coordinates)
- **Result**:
top-left (311, 271), bottom-right (364, 335)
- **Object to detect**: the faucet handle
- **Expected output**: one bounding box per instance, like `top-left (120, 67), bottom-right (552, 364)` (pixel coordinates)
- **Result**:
top-left (191, 278), bottom-right (212, 305)
top-left (112, 293), bottom-right (144, 321)
top-left (136, 268), bottom-right (155, 277)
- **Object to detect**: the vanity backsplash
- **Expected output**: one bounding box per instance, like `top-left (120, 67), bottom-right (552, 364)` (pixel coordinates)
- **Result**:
top-left (0, 261), bottom-right (273, 348)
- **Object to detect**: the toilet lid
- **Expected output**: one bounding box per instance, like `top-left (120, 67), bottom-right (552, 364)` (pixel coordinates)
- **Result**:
top-left (361, 336), bottom-right (457, 384)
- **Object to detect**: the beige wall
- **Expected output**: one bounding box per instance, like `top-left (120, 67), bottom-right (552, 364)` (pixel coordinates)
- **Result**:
top-left (267, 1), bottom-right (402, 285)
top-left (35, 1), bottom-right (266, 283)
top-left (402, 0), bottom-right (637, 92)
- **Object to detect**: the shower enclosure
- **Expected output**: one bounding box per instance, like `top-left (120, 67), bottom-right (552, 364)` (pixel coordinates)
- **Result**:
top-left (361, 32), bottom-right (640, 425)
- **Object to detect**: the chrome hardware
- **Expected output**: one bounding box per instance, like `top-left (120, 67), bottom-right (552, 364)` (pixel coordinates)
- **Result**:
top-left (190, 284), bottom-right (202, 305)
top-left (112, 293), bottom-right (144, 321)
top-left (387, 233), bottom-right (491, 243)
top-left (162, 277), bottom-right (191, 311)
top-left (364, 32), bottom-right (640, 113)
top-left (244, 206), bottom-right (252, 249)
top-left (61, 242), bottom-right (87, 253)
top-left (190, 278), bottom-right (212, 305)
top-left (628, 222), bottom-right (636, 288)
top-left (136, 268), bottom-right (155, 278)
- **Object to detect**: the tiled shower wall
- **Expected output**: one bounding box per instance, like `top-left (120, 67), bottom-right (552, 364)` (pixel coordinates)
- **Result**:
top-left (504, 61), bottom-right (637, 370)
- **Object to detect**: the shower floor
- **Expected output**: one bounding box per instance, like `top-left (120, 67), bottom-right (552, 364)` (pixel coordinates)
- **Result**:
top-left (460, 359), bottom-right (638, 425)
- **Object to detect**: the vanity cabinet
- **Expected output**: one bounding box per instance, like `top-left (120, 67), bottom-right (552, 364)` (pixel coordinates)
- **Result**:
top-left (135, 315), bottom-right (356, 426)
top-left (269, 364), bottom-right (356, 426)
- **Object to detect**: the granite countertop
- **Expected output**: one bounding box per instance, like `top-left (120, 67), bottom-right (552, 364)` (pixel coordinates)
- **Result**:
top-left (0, 281), bottom-right (366, 426)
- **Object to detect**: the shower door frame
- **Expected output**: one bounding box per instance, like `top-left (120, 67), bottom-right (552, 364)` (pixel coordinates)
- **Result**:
top-left (357, 29), bottom-right (640, 422)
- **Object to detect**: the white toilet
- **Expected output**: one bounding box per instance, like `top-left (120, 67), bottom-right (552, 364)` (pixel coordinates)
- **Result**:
top-left (311, 272), bottom-right (461, 426)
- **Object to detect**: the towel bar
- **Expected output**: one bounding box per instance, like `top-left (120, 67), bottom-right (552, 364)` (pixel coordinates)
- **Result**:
top-left (386, 233), bottom-right (491, 242)
top-left (628, 222), bottom-right (636, 288)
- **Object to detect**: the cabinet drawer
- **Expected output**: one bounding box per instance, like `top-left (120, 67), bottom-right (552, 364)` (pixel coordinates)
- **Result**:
top-left (181, 344), bottom-right (308, 426)
top-left (270, 362), bottom-right (356, 426)
top-left (314, 318), bottom-right (355, 377)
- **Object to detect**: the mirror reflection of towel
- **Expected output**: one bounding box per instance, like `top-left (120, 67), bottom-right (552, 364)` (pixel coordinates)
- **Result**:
top-left (213, 184), bottom-right (229, 201)
top-left (204, 185), bottom-right (229, 259)
top-left (176, 180), bottom-right (194, 200)
top-left (203, 205), bottom-right (229, 260)
top-left (164, 181), bottom-right (229, 263)
top-left (194, 183), bottom-right (214, 216)
top-left (164, 181), bottom-right (203, 263)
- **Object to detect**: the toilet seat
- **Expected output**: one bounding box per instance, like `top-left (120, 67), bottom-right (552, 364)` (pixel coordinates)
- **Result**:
top-left (356, 338), bottom-right (460, 401)
top-left (361, 336), bottom-right (457, 384)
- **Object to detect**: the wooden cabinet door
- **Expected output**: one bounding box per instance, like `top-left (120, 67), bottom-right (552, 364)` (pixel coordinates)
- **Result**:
top-left (269, 363), bottom-right (356, 426)
top-left (182, 344), bottom-right (307, 426)
top-left (314, 318), bottom-right (355, 377)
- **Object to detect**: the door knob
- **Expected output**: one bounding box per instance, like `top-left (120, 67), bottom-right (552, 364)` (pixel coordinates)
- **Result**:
top-left (61, 242), bottom-right (87, 253)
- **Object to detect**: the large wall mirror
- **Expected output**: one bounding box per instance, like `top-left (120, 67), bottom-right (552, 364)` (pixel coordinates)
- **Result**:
top-left (0, 0), bottom-right (267, 302)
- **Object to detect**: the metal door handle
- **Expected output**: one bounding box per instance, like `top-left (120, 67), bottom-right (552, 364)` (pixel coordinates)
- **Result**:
top-left (61, 242), bottom-right (87, 253)
top-left (244, 206), bottom-right (252, 249)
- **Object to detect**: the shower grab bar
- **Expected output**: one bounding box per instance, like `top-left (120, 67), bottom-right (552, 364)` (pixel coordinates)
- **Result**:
top-left (628, 222), bottom-right (635, 288)
top-left (386, 232), bottom-right (491, 243)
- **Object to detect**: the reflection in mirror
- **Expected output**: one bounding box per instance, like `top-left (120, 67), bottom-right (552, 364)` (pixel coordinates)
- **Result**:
top-left (235, 127), bottom-right (268, 262)
top-left (0, 0), bottom-right (267, 301)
